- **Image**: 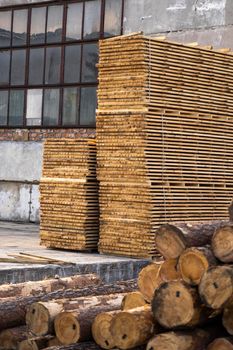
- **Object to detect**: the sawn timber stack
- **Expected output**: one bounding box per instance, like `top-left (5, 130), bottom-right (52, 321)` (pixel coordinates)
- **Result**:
top-left (40, 139), bottom-right (99, 251)
top-left (96, 33), bottom-right (233, 258)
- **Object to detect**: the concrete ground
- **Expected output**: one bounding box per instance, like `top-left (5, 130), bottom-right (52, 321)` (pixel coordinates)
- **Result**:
top-left (0, 222), bottom-right (149, 285)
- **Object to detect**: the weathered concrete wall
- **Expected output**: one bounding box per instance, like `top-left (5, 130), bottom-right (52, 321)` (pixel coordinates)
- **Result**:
top-left (0, 142), bottom-right (42, 223)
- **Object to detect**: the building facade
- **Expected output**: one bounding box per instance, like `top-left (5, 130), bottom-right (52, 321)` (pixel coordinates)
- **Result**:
top-left (0, 0), bottom-right (233, 222)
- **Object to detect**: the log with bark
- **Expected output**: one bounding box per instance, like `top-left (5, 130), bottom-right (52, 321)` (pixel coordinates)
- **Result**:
top-left (18, 336), bottom-right (53, 350)
top-left (212, 225), bottom-right (233, 263)
top-left (0, 279), bottom-right (137, 330)
top-left (0, 274), bottom-right (100, 299)
top-left (54, 294), bottom-right (126, 344)
top-left (43, 342), bottom-right (145, 350)
top-left (47, 338), bottom-right (62, 346)
top-left (0, 326), bottom-right (28, 350)
top-left (199, 266), bottom-right (233, 309)
top-left (110, 306), bottom-right (155, 350)
top-left (207, 337), bottom-right (233, 350)
top-left (92, 311), bottom-right (119, 349)
top-left (223, 304), bottom-right (233, 335)
top-left (155, 221), bottom-right (227, 259)
top-left (178, 247), bottom-right (217, 286)
top-left (121, 292), bottom-right (147, 310)
top-left (152, 280), bottom-right (217, 329)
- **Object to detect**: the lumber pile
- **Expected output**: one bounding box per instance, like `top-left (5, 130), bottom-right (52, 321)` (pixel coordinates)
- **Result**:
top-left (40, 138), bottom-right (99, 251)
top-left (96, 33), bottom-right (233, 258)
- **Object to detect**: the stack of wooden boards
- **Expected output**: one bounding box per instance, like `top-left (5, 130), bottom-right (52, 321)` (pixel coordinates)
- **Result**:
top-left (1, 221), bottom-right (233, 349)
top-left (96, 33), bottom-right (233, 258)
top-left (40, 139), bottom-right (99, 251)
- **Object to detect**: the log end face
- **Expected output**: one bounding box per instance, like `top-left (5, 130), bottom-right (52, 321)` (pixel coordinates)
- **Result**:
top-left (110, 312), bottom-right (138, 349)
top-left (207, 338), bottom-right (233, 350)
top-left (223, 306), bottom-right (233, 335)
top-left (54, 312), bottom-right (80, 345)
top-left (18, 340), bottom-right (37, 350)
top-left (138, 263), bottom-right (162, 302)
top-left (155, 224), bottom-right (186, 259)
top-left (92, 313), bottom-right (115, 349)
top-left (121, 292), bottom-right (147, 310)
top-left (26, 303), bottom-right (49, 336)
top-left (212, 226), bottom-right (233, 263)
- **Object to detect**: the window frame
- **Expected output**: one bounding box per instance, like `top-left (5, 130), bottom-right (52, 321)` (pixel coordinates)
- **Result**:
top-left (0, 0), bottom-right (125, 128)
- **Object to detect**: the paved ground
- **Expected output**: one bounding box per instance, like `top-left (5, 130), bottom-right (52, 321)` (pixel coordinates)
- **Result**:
top-left (0, 222), bottom-right (149, 284)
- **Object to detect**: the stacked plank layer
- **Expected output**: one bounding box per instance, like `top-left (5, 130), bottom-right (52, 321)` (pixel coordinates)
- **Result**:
top-left (40, 139), bottom-right (99, 251)
top-left (96, 33), bottom-right (233, 258)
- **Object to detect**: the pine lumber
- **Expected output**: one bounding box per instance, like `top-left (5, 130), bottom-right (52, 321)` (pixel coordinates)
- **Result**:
top-left (110, 306), bottom-right (155, 349)
top-left (0, 279), bottom-right (137, 330)
top-left (212, 225), bottom-right (233, 263)
top-left (199, 266), bottom-right (233, 309)
top-left (0, 326), bottom-right (28, 350)
top-left (121, 291), bottom-right (147, 310)
top-left (178, 247), bottom-right (217, 285)
top-left (0, 274), bottom-right (100, 299)
top-left (207, 338), bottom-right (233, 350)
top-left (54, 294), bottom-right (125, 344)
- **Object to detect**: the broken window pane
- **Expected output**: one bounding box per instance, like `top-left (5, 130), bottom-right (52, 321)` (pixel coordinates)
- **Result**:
top-left (0, 50), bottom-right (10, 85)
top-left (0, 90), bottom-right (8, 125)
top-left (45, 47), bottom-right (61, 84)
top-left (47, 5), bottom-right (63, 43)
top-left (30, 7), bottom-right (46, 45)
top-left (11, 49), bottom-right (26, 85)
top-left (66, 2), bottom-right (83, 41)
top-left (26, 89), bottom-right (42, 126)
top-left (63, 87), bottom-right (79, 126)
top-left (43, 88), bottom-right (60, 126)
top-left (82, 43), bottom-right (98, 83)
top-left (80, 86), bottom-right (97, 126)
top-left (104, 0), bottom-right (122, 37)
top-left (0, 11), bottom-right (11, 47)
top-left (64, 45), bottom-right (81, 83)
top-left (9, 90), bottom-right (24, 126)
top-left (28, 48), bottom-right (44, 85)
top-left (12, 9), bottom-right (28, 46)
top-left (83, 0), bottom-right (101, 40)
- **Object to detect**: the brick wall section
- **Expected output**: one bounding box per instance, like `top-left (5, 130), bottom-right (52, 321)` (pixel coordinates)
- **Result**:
top-left (0, 128), bottom-right (96, 141)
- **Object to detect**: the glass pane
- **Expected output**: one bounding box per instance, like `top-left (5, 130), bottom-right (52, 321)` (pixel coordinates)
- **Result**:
top-left (11, 50), bottom-right (26, 85)
top-left (63, 87), bottom-right (79, 126)
top-left (12, 9), bottom-right (28, 46)
top-left (0, 11), bottom-right (11, 47)
top-left (64, 45), bottom-right (81, 83)
top-left (45, 47), bottom-right (61, 84)
top-left (104, 0), bottom-right (122, 37)
top-left (83, 0), bottom-right (101, 40)
top-left (0, 50), bottom-right (10, 85)
top-left (0, 91), bottom-right (8, 125)
top-left (26, 89), bottom-right (42, 126)
top-left (43, 89), bottom-right (60, 126)
top-left (80, 87), bottom-right (97, 126)
top-left (30, 7), bottom-right (46, 44)
top-left (28, 48), bottom-right (44, 85)
top-left (82, 43), bottom-right (98, 83)
top-left (47, 5), bottom-right (63, 43)
top-left (66, 2), bottom-right (83, 41)
top-left (9, 90), bottom-right (24, 126)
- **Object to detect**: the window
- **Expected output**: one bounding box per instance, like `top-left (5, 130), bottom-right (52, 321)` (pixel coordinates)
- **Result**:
top-left (0, 0), bottom-right (124, 128)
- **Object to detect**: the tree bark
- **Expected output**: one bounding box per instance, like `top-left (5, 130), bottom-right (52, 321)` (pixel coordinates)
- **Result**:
top-left (212, 225), bottom-right (233, 263)
top-left (92, 310), bottom-right (119, 349)
top-left (207, 338), bottom-right (233, 350)
top-left (110, 306), bottom-right (155, 350)
top-left (156, 221), bottom-right (228, 259)
top-left (137, 263), bottom-right (162, 302)
top-left (223, 304), bottom-right (233, 335)
top-left (0, 326), bottom-right (28, 350)
top-left (54, 294), bottom-right (126, 344)
top-left (18, 337), bottom-right (53, 350)
top-left (0, 274), bottom-right (100, 299)
top-left (121, 292), bottom-right (147, 310)
top-left (199, 266), bottom-right (233, 309)
top-left (0, 279), bottom-right (137, 330)
top-left (152, 280), bottom-right (216, 329)
top-left (178, 247), bottom-right (217, 286)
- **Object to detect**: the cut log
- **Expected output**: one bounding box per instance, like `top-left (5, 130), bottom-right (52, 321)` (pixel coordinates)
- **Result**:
top-left (47, 338), bottom-right (62, 346)
top-left (146, 329), bottom-right (211, 350)
top-left (0, 326), bottom-right (28, 350)
top-left (152, 280), bottom-right (214, 328)
top-left (92, 310), bottom-right (119, 349)
top-left (54, 294), bottom-right (125, 344)
top-left (212, 225), bottom-right (233, 263)
top-left (199, 266), bottom-right (233, 309)
top-left (18, 337), bottom-right (53, 350)
top-left (156, 221), bottom-right (227, 259)
top-left (223, 305), bottom-right (233, 335)
top-left (0, 279), bottom-right (137, 330)
top-left (43, 342), bottom-right (145, 350)
top-left (0, 274), bottom-right (100, 299)
top-left (121, 292), bottom-right (147, 310)
top-left (137, 263), bottom-right (162, 302)
top-left (178, 247), bottom-right (217, 285)
top-left (207, 338), bottom-right (233, 350)
top-left (110, 306), bottom-right (155, 349)
top-left (159, 258), bottom-right (181, 282)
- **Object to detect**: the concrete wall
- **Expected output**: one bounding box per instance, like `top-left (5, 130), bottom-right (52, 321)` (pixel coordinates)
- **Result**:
top-left (0, 142), bottom-right (42, 223)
